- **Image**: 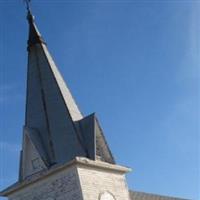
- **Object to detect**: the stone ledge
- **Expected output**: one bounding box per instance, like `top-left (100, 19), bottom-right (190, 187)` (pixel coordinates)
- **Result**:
top-left (75, 157), bottom-right (131, 173)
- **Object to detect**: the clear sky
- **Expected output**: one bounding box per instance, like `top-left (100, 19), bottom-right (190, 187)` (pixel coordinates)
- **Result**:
top-left (0, 0), bottom-right (199, 199)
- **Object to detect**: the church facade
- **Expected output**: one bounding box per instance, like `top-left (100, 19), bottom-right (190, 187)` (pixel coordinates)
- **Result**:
top-left (0, 9), bottom-right (186, 200)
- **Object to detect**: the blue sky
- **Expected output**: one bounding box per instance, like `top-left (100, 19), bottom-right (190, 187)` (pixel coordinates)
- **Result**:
top-left (0, 0), bottom-right (199, 199)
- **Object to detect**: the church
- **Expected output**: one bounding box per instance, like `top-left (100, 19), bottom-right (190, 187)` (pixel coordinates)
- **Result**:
top-left (0, 6), bottom-right (187, 200)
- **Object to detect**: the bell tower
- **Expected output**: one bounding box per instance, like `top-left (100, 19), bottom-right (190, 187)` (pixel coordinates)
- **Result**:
top-left (0, 6), bottom-right (131, 200)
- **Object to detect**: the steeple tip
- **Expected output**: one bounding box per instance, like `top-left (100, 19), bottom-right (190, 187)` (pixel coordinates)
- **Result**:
top-left (23, 0), bottom-right (33, 23)
top-left (27, 10), bottom-right (35, 24)
top-left (26, 10), bottom-right (45, 51)
top-left (24, 0), bottom-right (31, 13)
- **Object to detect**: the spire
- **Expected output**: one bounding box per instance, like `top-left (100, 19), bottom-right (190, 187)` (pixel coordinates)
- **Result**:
top-left (23, 0), bottom-right (44, 49)
top-left (19, 8), bottom-right (115, 181)
top-left (25, 9), bottom-right (83, 121)
top-left (22, 9), bottom-right (86, 176)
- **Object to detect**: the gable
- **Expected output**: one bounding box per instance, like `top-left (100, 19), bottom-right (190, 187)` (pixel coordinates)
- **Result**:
top-left (21, 128), bottom-right (47, 179)
top-left (77, 113), bottom-right (115, 164)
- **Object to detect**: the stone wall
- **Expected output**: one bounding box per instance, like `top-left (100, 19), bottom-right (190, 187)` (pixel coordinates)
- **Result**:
top-left (9, 166), bottom-right (83, 200)
top-left (78, 165), bottom-right (130, 200)
top-left (6, 158), bottom-right (130, 200)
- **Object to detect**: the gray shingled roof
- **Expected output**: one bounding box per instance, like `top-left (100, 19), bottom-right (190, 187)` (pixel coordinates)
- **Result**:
top-left (129, 190), bottom-right (188, 200)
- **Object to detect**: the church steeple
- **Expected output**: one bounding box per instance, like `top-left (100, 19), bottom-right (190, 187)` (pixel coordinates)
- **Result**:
top-left (0, 7), bottom-right (132, 200)
top-left (19, 8), bottom-right (115, 180)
